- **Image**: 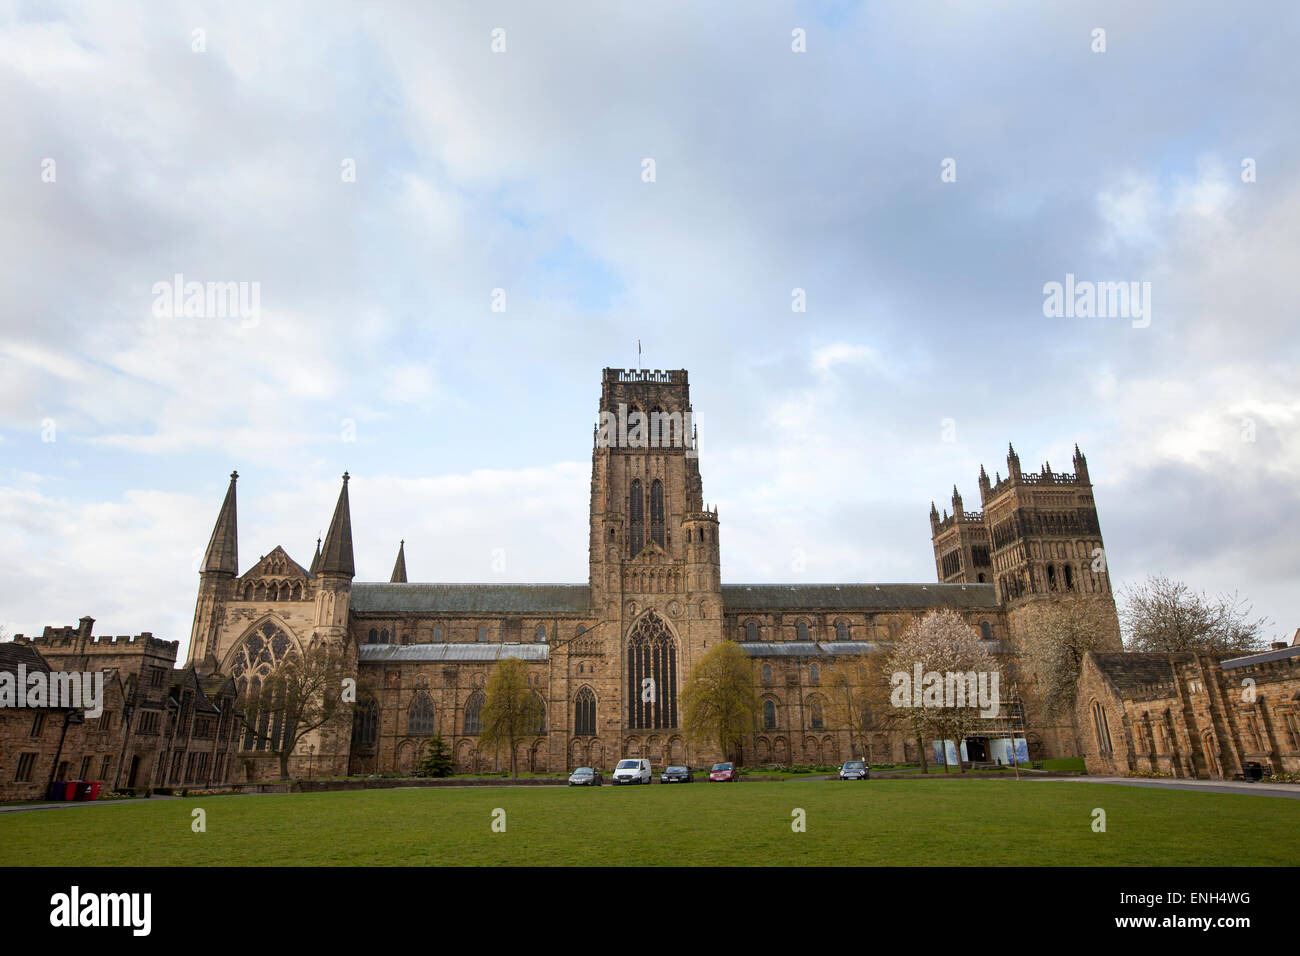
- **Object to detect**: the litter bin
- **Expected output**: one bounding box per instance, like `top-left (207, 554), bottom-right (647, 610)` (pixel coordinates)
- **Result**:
top-left (47, 781), bottom-right (69, 801)
top-left (73, 781), bottom-right (93, 801)
top-left (87, 782), bottom-right (102, 800)
top-left (63, 781), bottom-right (78, 801)
top-left (1243, 762), bottom-right (1264, 782)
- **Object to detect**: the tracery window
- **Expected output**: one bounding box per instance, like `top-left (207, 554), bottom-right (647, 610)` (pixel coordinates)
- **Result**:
top-left (464, 690), bottom-right (485, 735)
top-left (574, 686), bottom-right (596, 736)
top-left (352, 699), bottom-right (379, 747)
top-left (408, 692), bottom-right (436, 735)
top-left (650, 479), bottom-right (665, 548)
top-left (627, 613), bottom-right (678, 729)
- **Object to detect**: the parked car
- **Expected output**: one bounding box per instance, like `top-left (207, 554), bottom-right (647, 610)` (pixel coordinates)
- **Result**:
top-left (709, 762), bottom-right (739, 782)
top-left (660, 765), bottom-right (693, 784)
top-left (839, 760), bottom-right (870, 780)
top-left (611, 758), bottom-right (652, 785)
top-left (567, 767), bottom-right (603, 786)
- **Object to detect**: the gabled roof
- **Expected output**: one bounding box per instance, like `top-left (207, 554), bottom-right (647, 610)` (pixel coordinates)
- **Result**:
top-left (721, 583), bottom-right (999, 611)
top-left (1221, 644), bottom-right (1300, 670)
top-left (390, 541), bottom-right (408, 584)
top-left (350, 583), bottom-right (591, 615)
top-left (0, 641), bottom-right (51, 676)
top-left (238, 545), bottom-right (311, 581)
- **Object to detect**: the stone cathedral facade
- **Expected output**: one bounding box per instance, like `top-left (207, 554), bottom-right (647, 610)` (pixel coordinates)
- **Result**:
top-left (180, 367), bottom-right (1121, 781)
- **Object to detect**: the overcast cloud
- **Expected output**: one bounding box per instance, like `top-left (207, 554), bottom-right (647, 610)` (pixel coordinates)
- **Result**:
top-left (2, 1), bottom-right (1297, 654)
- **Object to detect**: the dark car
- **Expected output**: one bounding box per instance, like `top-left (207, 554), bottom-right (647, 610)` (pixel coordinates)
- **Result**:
top-left (838, 760), bottom-right (870, 780)
top-left (660, 765), bottom-right (694, 784)
top-left (708, 762), bottom-right (739, 782)
top-left (567, 767), bottom-right (603, 786)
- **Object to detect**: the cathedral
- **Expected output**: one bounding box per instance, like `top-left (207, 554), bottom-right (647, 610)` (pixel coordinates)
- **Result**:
top-left (176, 367), bottom-right (1121, 780)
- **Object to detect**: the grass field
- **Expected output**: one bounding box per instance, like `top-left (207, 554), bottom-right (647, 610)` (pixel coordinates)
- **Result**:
top-left (3, 779), bottom-right (1295, 866)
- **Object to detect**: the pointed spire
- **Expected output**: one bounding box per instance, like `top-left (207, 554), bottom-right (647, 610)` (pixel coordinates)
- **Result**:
top-left (309, 536), bottom-right (322, 576)
top-left (201, 471), bottom-right (239, 575)
top-left (318, 472), bottom-right (354, 577)
top-left (390, 540), bottom-right (408, 583)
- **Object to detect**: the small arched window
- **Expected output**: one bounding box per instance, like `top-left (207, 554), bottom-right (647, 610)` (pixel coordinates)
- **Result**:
top-left (762, 663), bottom-right (772, 683)
top-left (464, 691), bottom-right (485, 735)
top-left (810, 663), bottom-right (820, 683)
top-left (368, 628), bottom-right (378, 644)
top-left (1064, 565), bottom-right (1074, 590)
top-left (835, 621), bottom-right (849, 641)
top-left (576, 625), bottom-right (585, 637)
top-left (762, 700), bottom-right (776, 730)
top-left (979, 621), bottom-right (993, 641)
top-left (796, 620), bottom-right (810, 641)
top-left (408, 693), bottom-right (436, 735)
top-left (745, 620), bottom-right (759, 642)
top-left (432, 626), bottom-right (443, 643)
top-left (536, 624), bottom-right (547, 642)
top-left (380, 628), bottom-right (390, 645)
top-left (477, 625), bottom-right (487, 642)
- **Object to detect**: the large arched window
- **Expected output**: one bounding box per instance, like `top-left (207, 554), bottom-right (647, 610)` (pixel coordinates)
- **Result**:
top-left (574, 686), bottom-right (596, 736)
top-left (464, 691), bottom-right (485, 735)
top-left (227, 621), bottom-right (298, 752)
top-left (745, 620), bottom-right (759, 642)
top-left (650, 479), bottom-right (665, 548)
top-left (810, 697), bottom-right (825, 730)
top-left (762, 699), bottom-right (776, 731)
top-left (1091, 700), bottom-right (1113, 754)
top-left (629, 479), bottom-right (644, 557)
top-left (531, 691), bottom-right (547, 734)
top-left (408, 692), bottom-right (436, 735)
top-left (627, 612), bottom-right (678, 730)
top-left (352, 698), bottom-right (379, 747)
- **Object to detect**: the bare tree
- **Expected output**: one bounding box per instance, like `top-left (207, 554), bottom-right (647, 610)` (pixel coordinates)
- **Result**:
top-left (825, 656), bottom-right (893, 763)
top-left (1016, 596), bottom-right (1123, 721)
top-left (1120, 575), bottom-right (1269, 654)
top-left (884, 609), bottom-right (998, 774)
top-left (236, 644), bottom-right (356, 780)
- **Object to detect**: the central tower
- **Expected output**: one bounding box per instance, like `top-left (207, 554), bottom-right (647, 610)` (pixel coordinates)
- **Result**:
top-left (588, 368), bottom-right (723, 764)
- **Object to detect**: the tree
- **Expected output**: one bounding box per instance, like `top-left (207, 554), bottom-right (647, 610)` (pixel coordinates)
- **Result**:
top-left (1016, 596), bottom-right (1123, 721)
top-left (682, 641), bottom-right (759, 763)
top-left (417, 734), bottom-right (454, 778)
top-left (825, 657), bottom-right (894, 764)
top-left (235, 644), bottom-right (355, 780)
top-left (884, 609), bottom-right (998, 774)
top-left (479, 658), bottom-right (545, 779)
top-left (1120, 575), bottom-right (1269, 654)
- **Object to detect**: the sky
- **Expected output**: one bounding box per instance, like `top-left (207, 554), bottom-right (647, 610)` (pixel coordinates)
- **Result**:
top-left (1, 1), bottom-right (1298, 658)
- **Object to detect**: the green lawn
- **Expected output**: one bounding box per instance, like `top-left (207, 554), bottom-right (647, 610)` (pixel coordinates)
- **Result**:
top-left (2, 779), bottom-right (1295, 866)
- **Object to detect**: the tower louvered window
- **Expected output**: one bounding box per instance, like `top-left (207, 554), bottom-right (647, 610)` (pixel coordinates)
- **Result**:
top-left (650, 479), bottom-right (665, 548)
top-left (629, 479), bottom-right (644, 557)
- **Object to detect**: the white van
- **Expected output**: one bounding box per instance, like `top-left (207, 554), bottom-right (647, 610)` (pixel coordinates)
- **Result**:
top-left (611, 758), bottom-right (652, 785)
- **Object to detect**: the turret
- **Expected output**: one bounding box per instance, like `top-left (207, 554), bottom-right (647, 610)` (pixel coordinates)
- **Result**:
top-left (951, 484), bottom-right (964, 517)
top-left (390, 540), bottom-right (408, 583)
top-left (187, 471), bottom-right (239, 669)
top-left (978, 464), bottom-right (991, 503)
top-left (1007, 442), bottom-right (1022, 480)
top-left (313, 473), bottom-right (355, 651)
top-left (1073, 443), bottom-right (1090, 483)
top-left (929, 501), bottom-right (940, 533)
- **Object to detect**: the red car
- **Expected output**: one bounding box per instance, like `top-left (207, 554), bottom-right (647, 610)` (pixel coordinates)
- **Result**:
top-left (709, 761), bottom-right (739, 782)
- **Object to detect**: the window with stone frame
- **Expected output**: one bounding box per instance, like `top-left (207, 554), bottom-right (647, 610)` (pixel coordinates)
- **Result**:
top-left (762, 699), bottom-right (776, 730)
top-left (629, 479), bottom-right (645, 557)
top-left (408, 692), bottom-right (436, 735)
top-left (650, 479), bottom-right (665, 548)
top-left (464, 690), bottom-right (485, 735)
top-left (574, 686), bottom-right (597, 736)
top-left (835, 620), bottom-right (849, 641)
top-left (796, 620), bottom-right (811, 641)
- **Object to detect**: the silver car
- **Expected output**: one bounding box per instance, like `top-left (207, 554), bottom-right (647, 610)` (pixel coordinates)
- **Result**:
top-left (567, 767), bottom-right (603, 786)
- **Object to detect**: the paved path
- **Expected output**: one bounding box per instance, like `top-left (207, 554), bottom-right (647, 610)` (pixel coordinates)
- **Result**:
top-left (1025, 775), bottom-right (1300, 799)
top-left (0, 795), bottom-right (182, 814)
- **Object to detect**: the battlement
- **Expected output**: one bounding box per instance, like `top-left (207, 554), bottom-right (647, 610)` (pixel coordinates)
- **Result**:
top-left (683, 508), bottom-right (719, 523)
top-left (16, 624), bottom-right (178, 656)
top-left (932, 511), bottom-right (986, 534)
top-left (603, 368), bottom-right (687, 385)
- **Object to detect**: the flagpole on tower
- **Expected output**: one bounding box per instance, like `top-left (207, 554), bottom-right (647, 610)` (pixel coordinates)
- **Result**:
top-left (637, 339), bottom-right (641, 373)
